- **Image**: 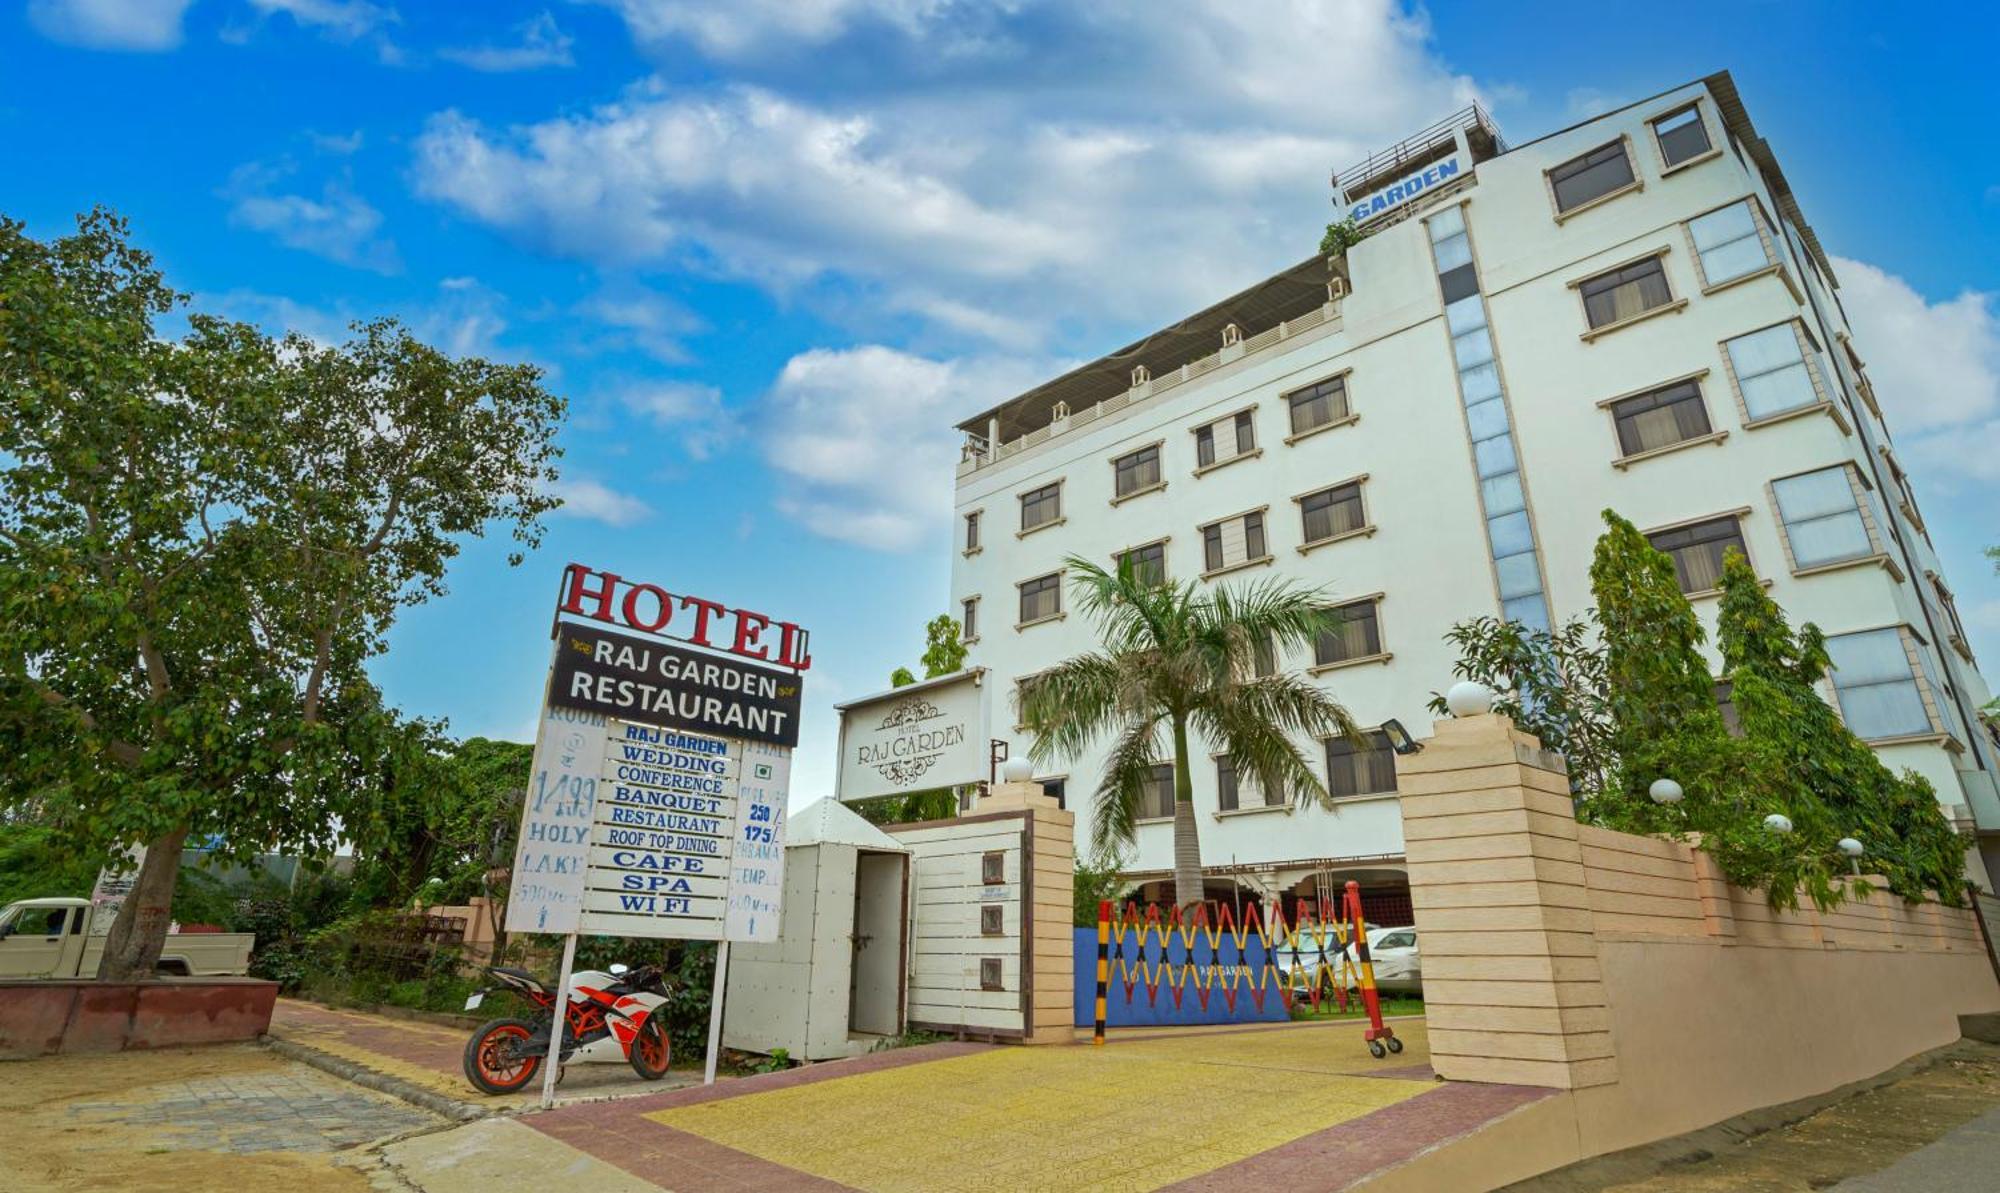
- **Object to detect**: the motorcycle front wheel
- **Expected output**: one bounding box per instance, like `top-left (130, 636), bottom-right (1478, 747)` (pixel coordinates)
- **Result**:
top-left (464, 1017), bottom-right (543, 1095)
top-left (628, 1014), bottom-right (671, 1081)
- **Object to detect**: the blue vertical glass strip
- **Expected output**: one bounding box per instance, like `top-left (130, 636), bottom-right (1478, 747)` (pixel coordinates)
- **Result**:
top-left (1426, 206), bottom-right (1548, 629)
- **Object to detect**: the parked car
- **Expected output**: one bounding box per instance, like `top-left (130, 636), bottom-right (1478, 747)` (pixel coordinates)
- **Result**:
top-left (1348, 926), bottom-right (1421, 994)
top-left (1275, 925), bottom-right (1421, 997)
top-left (0, 898), bottom-right (254, 979)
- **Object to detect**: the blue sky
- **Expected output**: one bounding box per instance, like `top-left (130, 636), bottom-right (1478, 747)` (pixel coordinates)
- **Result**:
top-left (6, 1), bottom-right (1998, 801)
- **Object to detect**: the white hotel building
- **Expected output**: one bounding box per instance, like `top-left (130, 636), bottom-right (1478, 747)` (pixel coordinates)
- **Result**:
top-left (948, 72), bottom-right (2000, 915)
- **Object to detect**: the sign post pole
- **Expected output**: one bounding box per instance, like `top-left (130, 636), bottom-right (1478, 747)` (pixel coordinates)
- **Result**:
top-left (703, 939), bottom-right (730, 1086)
top-left (539, 931), bottom-right (578, 1110)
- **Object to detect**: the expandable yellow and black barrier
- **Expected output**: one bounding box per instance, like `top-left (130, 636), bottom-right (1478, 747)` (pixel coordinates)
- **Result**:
top-left (1091, 880), bottom-right (1398, 1056)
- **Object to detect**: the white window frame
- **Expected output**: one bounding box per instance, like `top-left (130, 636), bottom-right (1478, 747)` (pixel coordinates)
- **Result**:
top-left (1197, 505), bottom-right (1273, 579)
top-left (1646, 99), bottom-right (1722, 174)
top-left (1016, 571), bottom-right (1065, 629)
top-left (1191, 405), bottom-right (1261, 476)
top-left (1017, 480), bottom-right (1064, 537)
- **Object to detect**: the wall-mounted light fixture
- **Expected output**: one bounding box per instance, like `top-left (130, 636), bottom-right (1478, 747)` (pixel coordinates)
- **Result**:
top-left (1380, 719), bottom-right (1423, 756)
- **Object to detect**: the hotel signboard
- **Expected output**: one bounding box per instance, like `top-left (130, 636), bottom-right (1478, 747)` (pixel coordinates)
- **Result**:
top-left (834, 668), bottom-right (990, 803)
top-left (1347, 154), bottom-right (1463, 225)
top-left (507, 564), bottom-right (804, 942)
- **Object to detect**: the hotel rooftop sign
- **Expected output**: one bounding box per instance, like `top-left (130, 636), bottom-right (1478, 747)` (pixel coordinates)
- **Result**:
top-left (1346, 154), bottom-right (1463, 225)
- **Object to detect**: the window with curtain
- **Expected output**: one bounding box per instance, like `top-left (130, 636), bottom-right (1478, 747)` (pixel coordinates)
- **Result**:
top-left (1610, 379), bottom-right (1712, 456)
top-left (1826, 628), bottom-right (1932, 739)
top-left (1113, 444), bottom-right (1162, 498)
top-left (1726, 324), bottom-right (1819, 420)
top-left (1580, 256), bottom-right (1673, 328)
top-left (1549, 140), bottom-right (1636, 212)
top-left (1326, 730), bottom-right (1398, 797)
top-left (1020, 482), bottom-right (1061, 530)
top-left (1286, 375), bottom-right (1350, 436)
top-left (1652, 105), bottom-right (1712, 167)
top-left (1208, 760), bottom-right (1240, 816)
top-left (1201, 511), bottom-right (1267, 573)
top-left (1140, 763), bottom-right (1176, 819)
top-left (1314, 599), bottom-right (1382, 666)
top-left (965, 511), bottom-right (980, 552)
top-left (1116, 540), bottom-right (1167, 586)
top-left (1251, 633), bottom-right (1277, 679)
top-left (1018, 572), bottom-right (1061, 623)
top-left (1688, 201), bottom-right (1772, 286)
top-left (961, 597), bottom-right (978, 640)
top-left (1300, 481), bottom-right (1366, 544)
top-left (1772, 466), bottom-right (1873, 568)
top-left (1646, 516), bottom-right (1748, 594)
top-left (1195, 410), bottom-right (1257, 468)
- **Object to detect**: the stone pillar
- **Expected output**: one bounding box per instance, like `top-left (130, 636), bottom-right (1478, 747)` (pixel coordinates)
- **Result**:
top-left (979, 780), bottom-right (1076, 1045)
top-left (1396, 713), bottom-right (1618, 1089)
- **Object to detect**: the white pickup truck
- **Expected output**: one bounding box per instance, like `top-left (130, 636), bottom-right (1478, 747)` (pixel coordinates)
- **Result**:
top-left (0, 898), bottom-right (255, 979)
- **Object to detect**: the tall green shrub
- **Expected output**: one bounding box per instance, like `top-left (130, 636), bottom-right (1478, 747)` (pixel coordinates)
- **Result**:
top-left (1585, 511), bottom-right (1734, 831)
top-left (1715, 552), bottom-right (1965, 906)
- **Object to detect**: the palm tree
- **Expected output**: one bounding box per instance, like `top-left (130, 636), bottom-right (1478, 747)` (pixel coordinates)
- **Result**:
top-left (1018, 555), bottom-right (1365, 913)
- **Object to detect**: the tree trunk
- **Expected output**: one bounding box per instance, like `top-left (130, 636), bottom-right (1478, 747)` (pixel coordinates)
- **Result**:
top-left (97, 825), bottom-right (189, 981)
top-left (1169, 716), bottom-right (1204, 915)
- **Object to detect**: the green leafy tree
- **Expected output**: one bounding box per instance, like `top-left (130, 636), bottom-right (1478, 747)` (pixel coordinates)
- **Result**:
top-left (858, 615), bottom-right (971, 825)
top-left (1584, 511), bottom-right (1734, 831)
top-left (1320, 217), bottom-right (1365, 257)
top-left (0, 211), bottom-right (564, 979)
top-left (1714, 551), bottom-right (1965, 907)
top-left (1019, 556), bottom-right (1362, 911)
top-left (1427, 614), bottom-right (1615, 794)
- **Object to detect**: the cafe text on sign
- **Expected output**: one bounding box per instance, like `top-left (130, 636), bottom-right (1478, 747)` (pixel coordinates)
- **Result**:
top-left (559, 563), bottom-right (812, 672)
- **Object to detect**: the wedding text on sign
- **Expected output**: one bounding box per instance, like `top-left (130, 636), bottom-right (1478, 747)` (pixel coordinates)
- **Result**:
top-left (551, 621), bottom-right (803, 749)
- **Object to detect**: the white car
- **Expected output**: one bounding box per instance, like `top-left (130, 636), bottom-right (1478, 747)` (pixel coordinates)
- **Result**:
top-left (1349, 926), bottom-right (1421, 994)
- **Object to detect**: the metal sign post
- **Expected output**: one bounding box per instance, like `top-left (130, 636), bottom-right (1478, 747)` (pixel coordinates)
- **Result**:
top-left (539, 931), bottom-right (578, 1110)
top-left (702, 939), bottom-right (731, 1085)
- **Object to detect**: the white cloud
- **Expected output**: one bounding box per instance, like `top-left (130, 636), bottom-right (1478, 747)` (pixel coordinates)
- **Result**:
top-left (440, 11), bottom-right (575, 72)
top-left (574, 285), bottom-right (704, 363)
top-left (413, 1), bottom-right (1481, 351)
top-left (551, 478), bottom-right (653, 526)
top-left (620, 381), bottom-right (736, 459)
top-left (225, 162), bottom-right (401, 274)
top-left (27, 0), bottom-right (192, 50)
top-left (249, 0), bottom-right (395, 39)
top-left (757, 345), bottom-right (1052, 551)
top-left (1833, 256), bottom-right (2000, 483)
top-left (597, 0), bottom-right (950, 58)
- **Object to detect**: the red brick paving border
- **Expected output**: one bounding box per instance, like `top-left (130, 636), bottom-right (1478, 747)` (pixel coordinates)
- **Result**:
top-left (523, 1041), bottom-right (993, 1191)
top-left (1158, 1081), bottom-right (1556, 1191)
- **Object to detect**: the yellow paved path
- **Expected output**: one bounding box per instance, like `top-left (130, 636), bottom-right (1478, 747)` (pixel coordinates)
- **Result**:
top-left (648, 1019), bottom-right (1433, 1193)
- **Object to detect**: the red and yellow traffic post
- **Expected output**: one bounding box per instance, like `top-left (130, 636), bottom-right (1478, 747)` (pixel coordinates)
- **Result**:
top-left (1093, 899), bottom-right (1112, 1045)
top-left (1346, 880), bottom-right (1401, 1058)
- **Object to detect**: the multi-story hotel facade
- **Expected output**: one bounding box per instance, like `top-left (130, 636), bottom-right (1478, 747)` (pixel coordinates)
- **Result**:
top-left (949, 72), bottom-right (2000, 912)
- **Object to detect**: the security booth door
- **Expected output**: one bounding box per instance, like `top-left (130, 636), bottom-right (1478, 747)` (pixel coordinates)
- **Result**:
top-left (849, 851), bottom-right (908, 1036)
top-left (0, 905), bottom-right (73, 978)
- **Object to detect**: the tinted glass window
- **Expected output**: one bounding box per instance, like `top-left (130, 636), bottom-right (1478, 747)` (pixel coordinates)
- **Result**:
top-left (1550, 141), bottom-right (1635, 212)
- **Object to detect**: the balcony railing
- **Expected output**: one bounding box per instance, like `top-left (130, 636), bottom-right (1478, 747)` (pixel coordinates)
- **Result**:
top-left (960, 296), bottom-right (1343, 475)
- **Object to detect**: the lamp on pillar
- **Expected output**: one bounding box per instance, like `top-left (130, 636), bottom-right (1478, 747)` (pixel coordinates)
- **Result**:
top-left (1443, 681), bottom-right (1494, 717)
top-left (1647, 778), bottom-right (1684, 806)
top-left (1838, 836), bottom-right (1864, 875)
top-left (1763, 813), bottom-right (1794, 834)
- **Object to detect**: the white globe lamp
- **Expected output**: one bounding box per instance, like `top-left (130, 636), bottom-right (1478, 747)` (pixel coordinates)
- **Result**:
top-left (1001, 757), bottom-right (1034, 783)
top-left (1647, 779), bottom-right (1684, 806)
top-left (1444, 681), bottom-right (1494, 717)
top-left (1763, 813), bottom-right (1793, 834)
top-left (1837, 837), bottom-right (1864, 858)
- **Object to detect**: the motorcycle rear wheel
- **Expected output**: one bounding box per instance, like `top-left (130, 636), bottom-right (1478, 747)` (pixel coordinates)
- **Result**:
top-left (628, 1014), bottom-right (671, 1081)
top-left (464, 1017), bottom-right (543, 1095)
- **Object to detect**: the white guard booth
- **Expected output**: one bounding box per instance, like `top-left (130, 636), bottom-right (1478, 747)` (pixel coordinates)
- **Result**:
top-left (722, 798), bottom-right (912, 1060)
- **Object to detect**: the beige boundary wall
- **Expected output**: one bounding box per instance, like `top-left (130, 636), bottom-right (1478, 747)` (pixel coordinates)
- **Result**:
top-left (1386, 712), bottom-right (2000, 1184)
top-left (884, 781), bottom-right (1075, 1045)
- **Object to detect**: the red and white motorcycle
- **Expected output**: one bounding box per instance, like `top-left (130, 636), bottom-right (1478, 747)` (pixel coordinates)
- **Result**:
top-left (461, 962), bottom-right (672, 1095)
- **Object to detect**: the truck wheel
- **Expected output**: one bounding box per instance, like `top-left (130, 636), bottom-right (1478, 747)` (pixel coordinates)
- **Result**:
top-left (628, 1015), bottom-right (671, 1081)
top-left (464, 1018), bottom-right (542, 1095)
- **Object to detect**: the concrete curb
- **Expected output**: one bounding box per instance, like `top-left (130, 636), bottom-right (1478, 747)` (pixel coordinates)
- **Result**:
top-left (263, 1033), bottom-right (488, 1123)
